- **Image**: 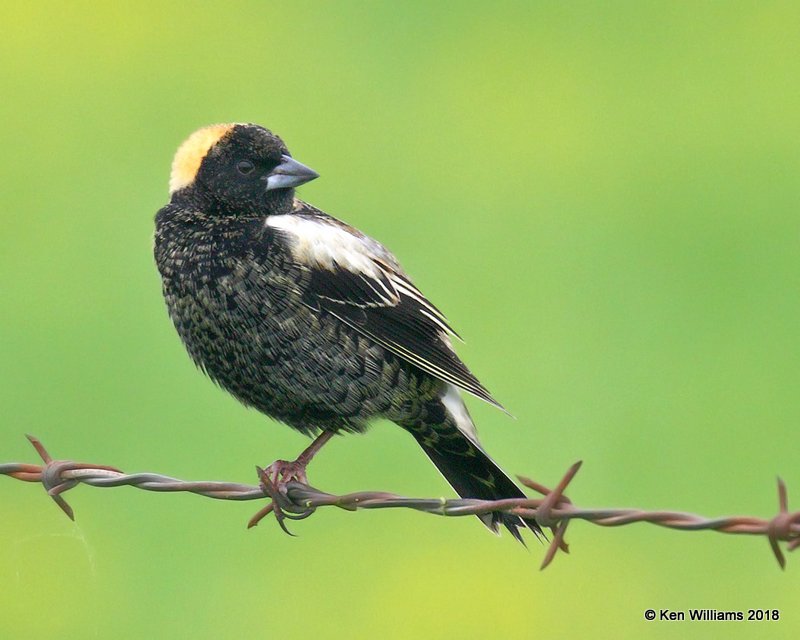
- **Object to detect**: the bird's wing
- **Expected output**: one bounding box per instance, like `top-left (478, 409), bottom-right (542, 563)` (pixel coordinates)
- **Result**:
top-left (265, 209), bottom-right (504, 410)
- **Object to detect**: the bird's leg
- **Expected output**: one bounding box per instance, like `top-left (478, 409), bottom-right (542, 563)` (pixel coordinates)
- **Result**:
top-left (263, 430), bottom-right (335, 486)
top-left (296, 429), bottom-right (336, 467)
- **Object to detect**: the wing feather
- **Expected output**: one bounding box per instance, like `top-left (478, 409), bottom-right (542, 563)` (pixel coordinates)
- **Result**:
top-left (267, 208), bottom-right (504, 410)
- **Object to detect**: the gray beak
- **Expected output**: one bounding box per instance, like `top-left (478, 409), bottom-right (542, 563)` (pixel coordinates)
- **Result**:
top-left (265, 154), bottom-right (319, 190)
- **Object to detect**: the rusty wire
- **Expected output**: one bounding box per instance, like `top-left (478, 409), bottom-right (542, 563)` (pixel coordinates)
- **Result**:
top-left (2, 434), bottom-right (798, 570)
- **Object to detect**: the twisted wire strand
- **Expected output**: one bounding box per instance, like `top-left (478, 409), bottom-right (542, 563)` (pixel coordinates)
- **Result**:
top-left (2, 435), bottom-right (798, 570)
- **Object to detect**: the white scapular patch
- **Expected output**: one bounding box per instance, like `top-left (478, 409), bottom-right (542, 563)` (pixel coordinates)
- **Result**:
top-left (266, 215), bottom-right (389, 279)
top-left (267, 214), bottom-right (469, 349)
top-left (269, 215), bottom-right (458, 333)
top-left (441, 383), bottom-right (480, 445)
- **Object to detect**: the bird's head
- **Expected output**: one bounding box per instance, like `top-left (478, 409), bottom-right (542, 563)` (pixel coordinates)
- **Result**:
top-left (168, 123), bottom-right (318, 215)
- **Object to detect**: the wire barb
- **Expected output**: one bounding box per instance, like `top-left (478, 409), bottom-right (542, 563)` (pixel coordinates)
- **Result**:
top-left (1, 435), bottom-right (798, 570)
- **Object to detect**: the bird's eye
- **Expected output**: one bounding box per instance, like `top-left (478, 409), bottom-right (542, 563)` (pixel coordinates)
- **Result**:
top-left (236, 160), bottom-right (255, 175)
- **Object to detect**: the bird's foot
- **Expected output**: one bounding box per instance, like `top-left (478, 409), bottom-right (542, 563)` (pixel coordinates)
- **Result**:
top-left (248, 458), bottom-right (315, 535)
top-left (247, 432), bottom-right (334, 534)
top-left (262, 458), bottom-right (310, 486)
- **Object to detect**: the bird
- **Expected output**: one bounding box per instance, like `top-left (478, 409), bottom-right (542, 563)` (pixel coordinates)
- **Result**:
top-left (154, 123), bottom-right (541, 541)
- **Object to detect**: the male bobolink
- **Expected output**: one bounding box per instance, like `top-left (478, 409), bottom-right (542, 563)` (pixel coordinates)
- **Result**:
top-left (154, 123), bottom-right (540, 541)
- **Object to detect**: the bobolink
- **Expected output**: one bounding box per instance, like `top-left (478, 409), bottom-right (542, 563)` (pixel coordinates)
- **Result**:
top-left (154, 123), bottom-right (539, 541)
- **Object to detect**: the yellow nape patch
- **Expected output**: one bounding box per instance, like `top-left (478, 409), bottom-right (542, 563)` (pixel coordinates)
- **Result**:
top-left (169, 123), bottom-right (235, 194)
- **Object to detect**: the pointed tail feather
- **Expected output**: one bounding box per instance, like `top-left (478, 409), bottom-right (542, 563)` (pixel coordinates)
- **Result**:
top-left (404, 406), bottom-right (543, 542)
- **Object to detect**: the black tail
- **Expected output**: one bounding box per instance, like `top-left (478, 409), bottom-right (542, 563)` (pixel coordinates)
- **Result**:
top-left (405, 414), bottom-right (543, 543)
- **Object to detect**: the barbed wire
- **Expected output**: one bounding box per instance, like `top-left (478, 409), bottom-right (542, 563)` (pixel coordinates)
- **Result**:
top-left (2, 434), bottom-right (798, 570)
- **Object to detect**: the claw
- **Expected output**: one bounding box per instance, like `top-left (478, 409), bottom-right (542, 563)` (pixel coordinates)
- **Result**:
top-left (250, 464), bottom-right (309, 535)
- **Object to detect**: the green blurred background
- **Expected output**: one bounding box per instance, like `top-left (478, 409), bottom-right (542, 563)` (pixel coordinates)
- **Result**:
top-left (1, 1), bottom-right (798, 638)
